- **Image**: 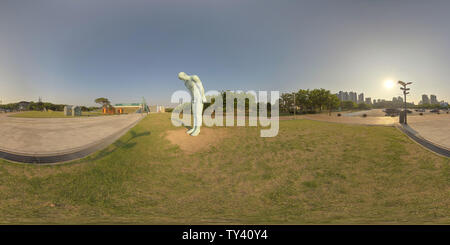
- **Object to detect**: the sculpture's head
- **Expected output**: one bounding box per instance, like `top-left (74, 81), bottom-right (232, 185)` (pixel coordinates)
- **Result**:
top-left (178, 72), bottom-right (189, 81)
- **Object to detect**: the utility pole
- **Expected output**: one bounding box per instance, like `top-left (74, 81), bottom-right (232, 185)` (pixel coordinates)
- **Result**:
top-left (398, 81), bottom-right (412, 124)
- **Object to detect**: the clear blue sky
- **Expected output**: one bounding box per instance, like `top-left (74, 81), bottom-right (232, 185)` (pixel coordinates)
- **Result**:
top-left (1, 0), bottom-right (449, 106)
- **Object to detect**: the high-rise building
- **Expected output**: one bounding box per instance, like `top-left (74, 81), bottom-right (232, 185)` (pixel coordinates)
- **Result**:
top-left (373, 99), bottom-right (377, 104)
top-left (358, 93), bottom-right (364, 104)
top-left (430, 94), bottom-right (438, 104)
top-left (344, 92), bottom-right (349, 101)
top-left (397, 96), bottom-right (403, 103)
top-left (349, 92), bottom-right (357, 103)
top-left (422, 94), bottom-right (430, 104)
top-left (337, 91), bottom-right (349, 101)
top-left (337, 91), bottom-right (342, 101)
top-left (365, 97), bottom-right (372, 104)
top-left (337, 90), bottom-right (368, 103)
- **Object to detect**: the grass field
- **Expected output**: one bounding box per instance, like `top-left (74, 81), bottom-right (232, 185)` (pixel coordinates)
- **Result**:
top-left (0, 113), bottom-right (448, 224)
top-left (9, 111), bottom-right (106, 118)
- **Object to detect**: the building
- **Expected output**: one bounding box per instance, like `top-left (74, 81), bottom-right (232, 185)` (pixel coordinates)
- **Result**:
top-left (358, 93), bottom-right (364, 104)
top-left (349, 92), bottom-right (357, 103)
top-left (430, 94), bottom-right (438, 104)
top-left (365, 97), bottom-right (372, 104)
top-left (114, 103), bottom-right (142, 114)
top-left (337, 91), bottom-right (342, 101)
top-left (149, 105), bottom-right (165, 113)
top-left (102, 106), bottom-right (116, 115)
top-left (337, 90), bottom-right (365, 104)
top-left (18, 101), bottom-right (30, 111)
top-left (422, 94), bottom-right (430, 104)
top-left (337, 91), bottom-right (350, 101)
top-left (114, 100), bottom-right (150, 114)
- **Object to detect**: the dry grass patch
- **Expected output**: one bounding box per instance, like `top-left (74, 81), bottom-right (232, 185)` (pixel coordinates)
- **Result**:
top-left (165, 127), bottom-right (231, 154)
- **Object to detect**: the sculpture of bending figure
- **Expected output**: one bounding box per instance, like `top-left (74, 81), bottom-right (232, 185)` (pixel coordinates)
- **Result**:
top-left (178, 72), bottom-right (207, 136)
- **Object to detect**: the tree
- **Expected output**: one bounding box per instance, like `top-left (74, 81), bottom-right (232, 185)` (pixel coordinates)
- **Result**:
top-left (308, 88), bottom-right (330, 112)
top-left (95, 98), bottom-right (111, 108)
top-left (308, 89), bottom-right (320, 111)
top-left (327, 94), bottom-right (340, 115)
top-left (341, 100), bottom-right (357, 110)
top-left (280, 93), bottom-right (294, 113)
top-left (296, 89), bottom-right (310, 113)
top-left (357, 103), bottom-right (371, 110)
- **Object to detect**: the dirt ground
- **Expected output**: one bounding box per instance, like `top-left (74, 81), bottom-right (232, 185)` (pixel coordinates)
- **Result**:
top-left (165, 127), bottom-right (230, 154)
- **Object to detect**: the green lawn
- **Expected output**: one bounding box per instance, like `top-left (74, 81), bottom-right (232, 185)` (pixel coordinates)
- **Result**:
top-left (9, 111), bottom-right (105, 118)
top-left (0, 113), bottom-right (448, 224)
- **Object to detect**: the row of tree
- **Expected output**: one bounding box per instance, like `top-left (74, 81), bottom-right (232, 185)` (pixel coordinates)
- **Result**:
top-left (280, 89), bottom-right (449, 113)
top-left (280, 89), bottom-right (340, 114)
top-left (0, 101), bottom-right (99, 112)
top-left (415, 103), bottom-right (448, 109)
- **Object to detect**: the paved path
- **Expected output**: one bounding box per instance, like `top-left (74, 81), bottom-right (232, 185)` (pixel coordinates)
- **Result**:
top-left (407, 114), bottom-right (450, 150)
top-left (0, 113), bottom-right (144, 163)
top-left (398, 124), bottom-right (450, 157)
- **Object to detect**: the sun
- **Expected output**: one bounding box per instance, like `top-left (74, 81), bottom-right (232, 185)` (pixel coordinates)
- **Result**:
top-left (384, 79), bottom-right (394, 89)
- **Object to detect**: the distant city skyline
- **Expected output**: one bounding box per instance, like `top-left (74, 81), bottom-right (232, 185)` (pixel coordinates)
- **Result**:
top-left (1, 0), bottom-right (450, 106)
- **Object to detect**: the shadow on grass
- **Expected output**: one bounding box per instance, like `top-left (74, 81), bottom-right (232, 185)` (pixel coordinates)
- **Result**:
top-left (88, 130), bottom-right (151, 161)
top-left (171, 118), bottom-right (192, 130)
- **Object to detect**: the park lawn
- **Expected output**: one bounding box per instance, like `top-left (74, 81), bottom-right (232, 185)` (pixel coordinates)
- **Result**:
top-left (0, 113), bottom-right (448, 224)
top-left (9, 111), bottom-right (106, 118)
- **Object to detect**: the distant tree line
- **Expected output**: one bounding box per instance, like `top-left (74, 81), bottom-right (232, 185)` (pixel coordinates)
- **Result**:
top-left (0, 101), bottom-right (99, 112)
top-left (280, 89), bottom-right (449, 114)
top-left (280, 88), bottom-right (340, 114)
top-left (415, 103), bottom-right (448, 109)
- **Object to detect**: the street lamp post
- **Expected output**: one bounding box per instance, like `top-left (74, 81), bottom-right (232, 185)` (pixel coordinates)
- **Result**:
top-left (398, 81), bottom-right (412, 124)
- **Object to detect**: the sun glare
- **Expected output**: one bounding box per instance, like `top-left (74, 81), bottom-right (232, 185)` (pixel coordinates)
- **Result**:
top-left (384, 79), bottom-right (394, 89)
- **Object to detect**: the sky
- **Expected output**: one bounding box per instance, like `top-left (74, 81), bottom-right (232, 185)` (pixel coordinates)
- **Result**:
top-left (0, 0), bottom-right (449, 106)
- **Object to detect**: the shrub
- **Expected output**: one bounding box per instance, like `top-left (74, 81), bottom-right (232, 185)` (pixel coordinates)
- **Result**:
top-left (362, 113), bottom-right (367, 117)
top-left (165, 108), bottom-right (174, 113)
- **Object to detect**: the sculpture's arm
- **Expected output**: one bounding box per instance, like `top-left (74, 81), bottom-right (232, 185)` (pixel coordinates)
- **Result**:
top-left (192, 75), bottom-right (207, 103)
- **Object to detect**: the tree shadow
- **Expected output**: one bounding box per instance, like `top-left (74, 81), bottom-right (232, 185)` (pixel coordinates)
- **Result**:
top-left (88, 130), bottom-right (151, 161)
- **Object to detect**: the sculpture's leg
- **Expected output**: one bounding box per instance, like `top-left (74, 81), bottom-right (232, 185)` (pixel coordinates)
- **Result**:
top-left (186, 102), bottom-right (195, 134)
top-left (190, 101), bottom-right (203, 136)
